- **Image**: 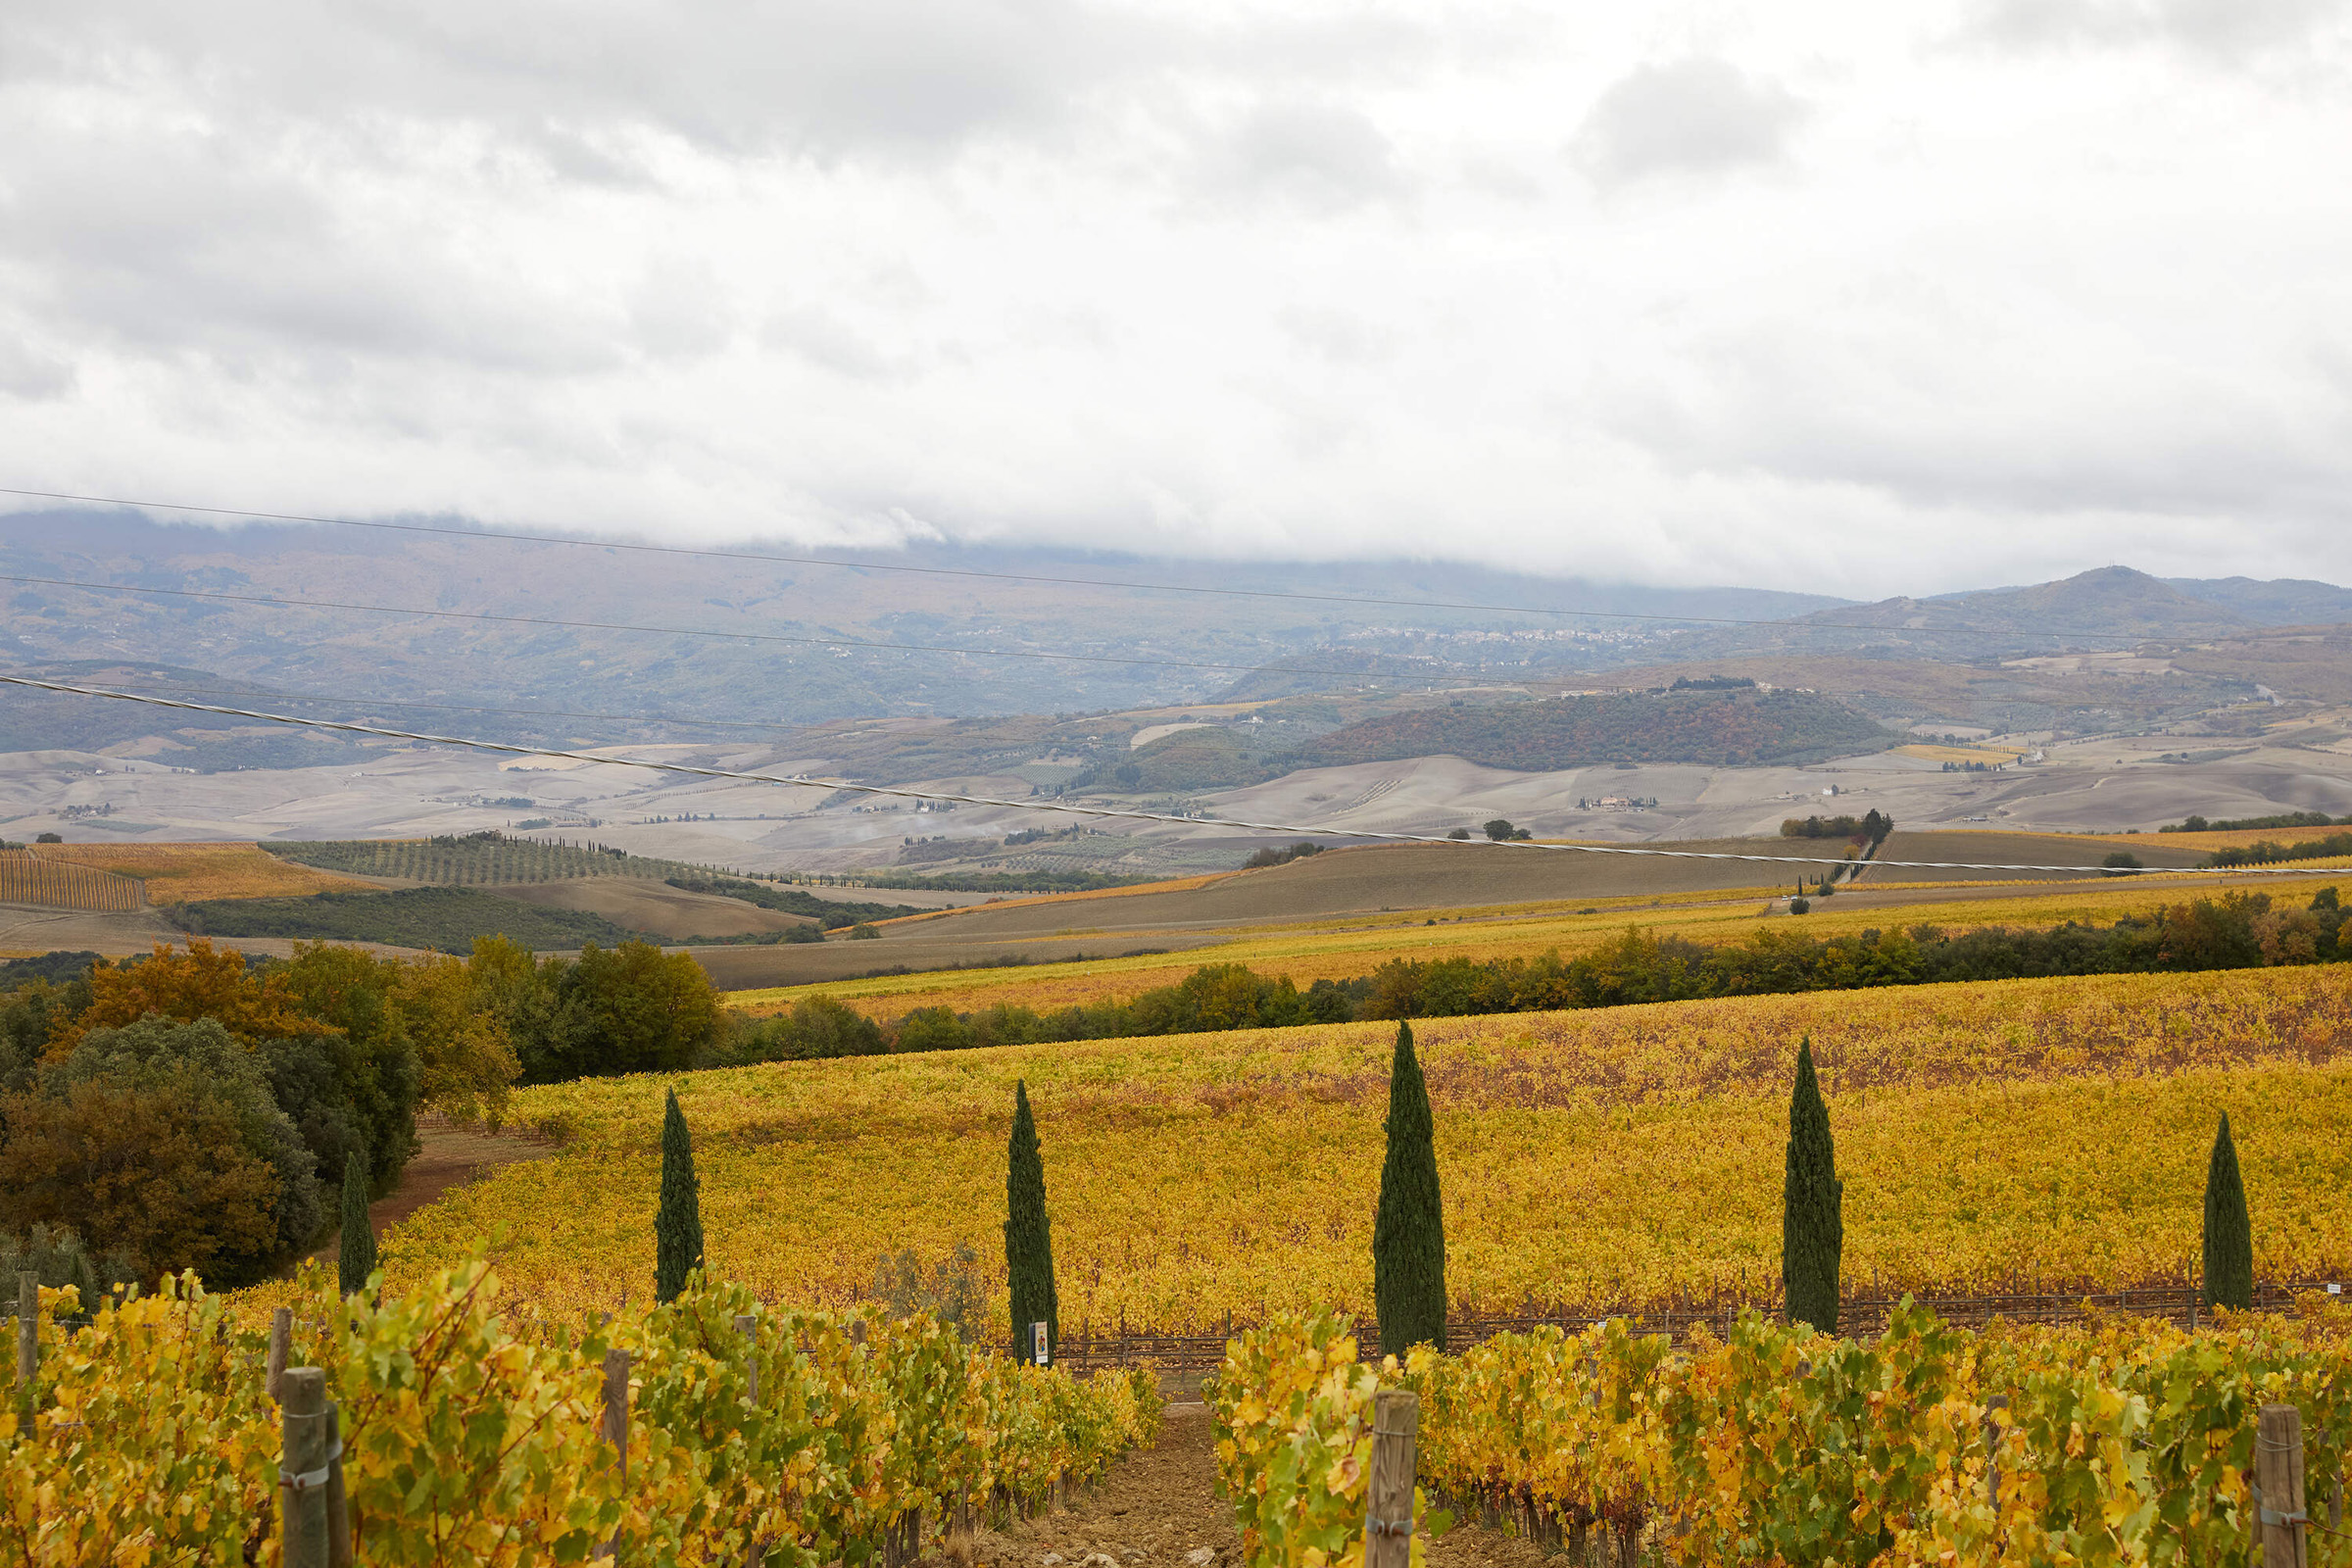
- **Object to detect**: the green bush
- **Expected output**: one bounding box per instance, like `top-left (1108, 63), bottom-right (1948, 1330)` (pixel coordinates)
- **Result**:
top-left (760, 886), bottom-right (2349, 1062)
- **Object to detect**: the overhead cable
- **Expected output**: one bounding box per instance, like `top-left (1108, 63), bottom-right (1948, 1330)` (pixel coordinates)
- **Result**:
top-left (6, 672), bottom-right (2335, 876)
top-left (2, 672), bottom-right (799, 733)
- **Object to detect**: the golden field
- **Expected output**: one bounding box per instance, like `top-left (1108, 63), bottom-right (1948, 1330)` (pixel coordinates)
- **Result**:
top-left (24, 841), bottom-right (374, 904)
top-left (725, 872), bottom-right (2348, 1021)
top-left (386, 964), bottom-right (2352, 1339)
top-left (1888, 742), bottom-right (2024, 764)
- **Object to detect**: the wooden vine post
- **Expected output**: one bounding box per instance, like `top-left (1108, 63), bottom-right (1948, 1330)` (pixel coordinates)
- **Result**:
top-left (1364, 1390), bottom-right (1419, 1568)
top-left (267, 1307), bottom-right (292, 1403)
top-left (2256, 1403), bottom-right (2309, 1568)
top-left (14, 1273), bottom-right (33, 1431)
top-left (279, 1369), bottom-right (333, 1568)
top-left (599, 1348), bottom-right (632, 1561)
top-left (736, 1314), bottom-right (763, 1568)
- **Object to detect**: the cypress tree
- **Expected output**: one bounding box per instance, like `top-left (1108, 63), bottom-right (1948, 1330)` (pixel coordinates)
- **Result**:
top-left (1782, 1037), bottom-right (1843, 1334)
top-left (1373, 1021), bottom-right (1447, 1353)
top-left (1004, 1080), bottom-right (1059, 1361)
top-left (655, 1088), bottom-right (705, 1304)
top-left (2202, 1112), bottom-right (2253, 1313)
top-left (338, 1149), bottom-right (376, 1298)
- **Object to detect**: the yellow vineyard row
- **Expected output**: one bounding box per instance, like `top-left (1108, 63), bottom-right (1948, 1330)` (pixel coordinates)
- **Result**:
top-left (7, 1258), bottom-right (1157, 1566)
top-left (1216, 1302), bottom-right (2352, 1568)
top-left (0, 851), bottom-right (142, 912)
top-left (365, 965), bottom-right (2352, 1339)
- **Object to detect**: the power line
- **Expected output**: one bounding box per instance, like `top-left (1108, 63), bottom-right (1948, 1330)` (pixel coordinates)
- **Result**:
top-left (0, 670), bottom-right (798, 733)
top-left (7, 671), bottom-right (2334, 876)
top-left (0, 571), bottom-right (1443, 682)
top-left (0, 483), bottom-right (2147, 643)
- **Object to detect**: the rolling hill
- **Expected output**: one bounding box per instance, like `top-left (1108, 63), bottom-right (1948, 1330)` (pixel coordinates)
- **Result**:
top-left (1298, 686), bottom-right (1892, 770)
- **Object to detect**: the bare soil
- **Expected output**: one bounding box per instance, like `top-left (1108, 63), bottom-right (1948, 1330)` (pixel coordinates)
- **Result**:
top-left (972, 1405), bottom-right (1236, 1568)
top-left (307, 1119), bottom-right (553, 1260)
top-left (965, 1404), bottom-right (1541, 1568)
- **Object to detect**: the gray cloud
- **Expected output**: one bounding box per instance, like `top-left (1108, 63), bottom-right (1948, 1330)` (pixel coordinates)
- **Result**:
top-left (1194, 100), bottom-right (1409, 213)
top-left (760, 306), bottom-right (908, 382)
top-left (1595, 298), bottom-right (2352, 525)
top-left (1965, 0), bottom-right (2348, 58)
top-left (0, 2), bottom-right (2348, 595)
top-left (0, 119), bottom-right (617, 376)
top-left (1277, 304), bottom-right (1395, 364)
top-left (1, 0), bottom-right (1161, 166)
top-left (0, 332), bottom-right (73, 399)
top-left (1571, 57), bottom-right (1808, 186)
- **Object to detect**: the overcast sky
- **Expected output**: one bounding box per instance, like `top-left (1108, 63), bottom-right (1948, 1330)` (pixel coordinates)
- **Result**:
top-left (1, 0), bottom-right (2347, 599)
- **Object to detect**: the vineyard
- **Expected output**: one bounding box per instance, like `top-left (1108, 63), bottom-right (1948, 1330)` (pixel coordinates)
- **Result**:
top-left (1214, 1304), bottom-right (2352, 1568)
top-left (383, 964), bottom-right (2352, 1340)
top-left (16, 841), bottom-right (373, 904)
top-left (722, 871), bottom-right (2309, 1022)
top-left (268, 833), bottom-right (745, 887)
top-left (3, 1258), bottom-right (1159, 1563)
top-left (0, 849), bottom-right (141, 912)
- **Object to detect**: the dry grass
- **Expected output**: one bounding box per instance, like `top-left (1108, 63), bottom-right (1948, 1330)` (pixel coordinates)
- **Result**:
top-left (2126, 826), bottom-right (2352, 853)
top-left (28, 842), bottom-right (375, 904)
top-left (1889, 743), bottom-right (2025, 764)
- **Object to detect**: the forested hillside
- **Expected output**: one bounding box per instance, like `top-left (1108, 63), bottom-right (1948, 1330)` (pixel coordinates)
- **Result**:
top-left (1298, 687), bottom-right (1892, 770)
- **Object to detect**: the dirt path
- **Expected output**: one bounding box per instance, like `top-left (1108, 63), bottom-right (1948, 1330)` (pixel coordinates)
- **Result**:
top-left (976, 1405), bottom-right (1237, 1568)
top-left (970, 1405), bottom-right (1539, 1568)
top-left (306, 1119), bottom-right (552, 1261)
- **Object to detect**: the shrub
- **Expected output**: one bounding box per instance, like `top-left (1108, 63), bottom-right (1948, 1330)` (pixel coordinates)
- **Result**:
top-left (847, 923), bottom-right (882, 940)
top-left (872, 1243), bottom-right (984, 1342)
top-left (527, 941), bottom-right (720, 1081)
top-left (0, 1222), bottom-right (137, 1312)
top-left (36, 1015), bottom-right (325, 1271)
top-left (2103, 851), bottom-right (2145, 875)
top-left (0, 1073), bottom-right (283, 1286)
top-left (893, 1005), bottom-right (973, 1054)
top-left (1789, 897), bottom-right (1812, 913)
top-left (739, 996), bottom-right (885, 1061)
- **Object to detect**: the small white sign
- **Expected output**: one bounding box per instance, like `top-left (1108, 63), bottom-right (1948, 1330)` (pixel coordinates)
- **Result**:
top-left (1031, 1321), bottom-right (1050, 1366)
top-left (2330, 1284), bottom-right (2342, 1296)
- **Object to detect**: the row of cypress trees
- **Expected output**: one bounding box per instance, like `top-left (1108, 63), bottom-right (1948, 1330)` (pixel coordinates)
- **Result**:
top-left (1363, 1025), bottom-right (2261, 1351)
top-left (1775, 1036), bottom-right (2255, 1332)
top-left (330, 1044), bottom-right (2263, 1348)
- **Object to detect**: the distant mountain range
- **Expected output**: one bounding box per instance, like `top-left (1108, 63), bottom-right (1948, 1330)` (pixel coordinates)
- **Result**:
top-left (4, 505), bottom-right (2349, 760)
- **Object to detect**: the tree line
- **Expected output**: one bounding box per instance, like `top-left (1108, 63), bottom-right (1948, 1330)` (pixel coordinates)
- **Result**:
top-left (737, 886), bottom-right (2345, 1061)
top-left (0, 936), bottom-right (721, 1288)
top-left (2164, 810), bottom-right (2352, 833)
top-left (1779, 809), bottom-right (1893, 844)
top-left (1375, 1021), bottom-right (2255, 1353)
top-left (2203, 831), bottom-right (2352, 868)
